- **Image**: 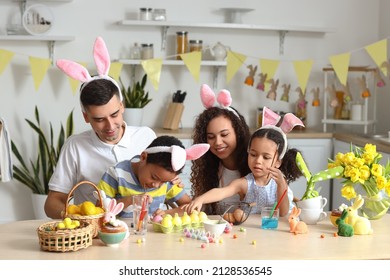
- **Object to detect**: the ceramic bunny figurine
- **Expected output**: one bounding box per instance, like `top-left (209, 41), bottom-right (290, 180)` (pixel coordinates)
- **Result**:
top-left (336, 209), bottom-right (354, 237)
top-left (288, 206), bottom-right (308, 234)
top-left (244, 65), bottom-right (258, 86)
top-left (345, 195), bottom-right (373, 235)
top-left (311, 87), bottom-right (320, 107)
top-left (326, 84), bottom-right (339, 108)
top-left (280, 83), bottom-right (291, 102)
top-left (341, 83), bottom-right (353, 102)
top-left (266, 78), bottom-right (279, 100)
top-left (256, 72), bottom-right (267, 91)
top-left (356, 75), bottom-right (371, 98)
top-left (103, 199), bottom-right (130, 238)
top-left (374, 67), bottom-right (385, 87)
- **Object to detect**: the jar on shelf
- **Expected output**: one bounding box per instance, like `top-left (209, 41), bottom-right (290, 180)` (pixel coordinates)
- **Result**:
top-left (153, 9), bottom-right (166, 21)
top-left (176, 31), bottom-right (188, 60)
top-left (130, 43), bottom-right (141, 59)
top-left (141, 43), bottom-right (154, 59)
top-left (139, 8), bottom-right (153, 21)
top-left (189, 40), bottom-right (203, 52)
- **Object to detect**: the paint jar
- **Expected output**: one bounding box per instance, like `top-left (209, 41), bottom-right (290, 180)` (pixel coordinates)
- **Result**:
top-left (189, 40), bottom-right (203, 52)
top-left (141, 43), bottom-right (154, 59)
top-left (176, 31), bottom-right (188, 60)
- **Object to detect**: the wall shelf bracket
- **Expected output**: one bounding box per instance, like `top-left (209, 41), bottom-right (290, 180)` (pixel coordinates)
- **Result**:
top-left (48, 40), bottom-right (55, 64)
top-left (213, 66), bottom-right (221, 89)
top-left (161, 26), bottom-right (169, 51)
top-left (279, 30), bottom-right (288, 55)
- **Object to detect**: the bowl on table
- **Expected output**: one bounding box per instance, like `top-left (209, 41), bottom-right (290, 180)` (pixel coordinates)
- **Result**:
top-left (203, 219), bottom-right (228, 236)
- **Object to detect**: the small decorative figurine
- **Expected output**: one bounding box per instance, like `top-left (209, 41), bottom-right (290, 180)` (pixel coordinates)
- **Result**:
top-left (256, 72), bottom-right (267, 91)
top-left (373, 67), bottom-right (385, 87)
top-left (380, 60), bottom-right (390, 80)
top-left (336, 209), bottom-right (354, 237)
top-left (341, 83), bottom-right (353, 102)
top-left (280, 83), bottom-right (291, 102)
top-left (103, 199), bottom-right (130, 238)
top-left (311, 87), bottom-right (320, 107)
top-left (288, 206), bottom-right (308, 234)
top-left (295, 87), bottom-right (307, 125)
top-left (244, 65), bottom-right (258, 86)
top-left (326, 84), bottom-right (339, 108)
top-left (345, 195), bottom-right (373, 235)
top-left (266, 78), bottom-right (279, 100)
top-left (356, 75), bottom-right (371, 98)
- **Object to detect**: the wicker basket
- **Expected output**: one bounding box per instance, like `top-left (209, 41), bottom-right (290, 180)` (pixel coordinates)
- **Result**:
top-left (64, 180), bottom-right (104, 238)
top-left (37, 221), bottom-right (93, 252)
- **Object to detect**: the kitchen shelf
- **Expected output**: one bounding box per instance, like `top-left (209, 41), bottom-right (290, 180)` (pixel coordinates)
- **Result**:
top-left (118, 20), bottom-right (335, 54)
top-left (322, 66), bottom-right (377, 134)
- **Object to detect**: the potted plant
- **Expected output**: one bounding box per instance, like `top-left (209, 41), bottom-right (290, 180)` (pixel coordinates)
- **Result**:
top-left (11, 106), bottom-right (74, 218)
top-left (119, 73), bottom-right (152, 126)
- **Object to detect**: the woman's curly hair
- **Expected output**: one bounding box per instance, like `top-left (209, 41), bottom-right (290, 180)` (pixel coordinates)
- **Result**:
top-left (190, 107), bottom-right (251, 214)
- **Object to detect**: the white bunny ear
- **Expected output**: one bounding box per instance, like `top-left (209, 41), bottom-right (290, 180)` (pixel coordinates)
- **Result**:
top-left (200, 84), bottom-right (216, 108)
top-left (93, 36), bottom-right (111, 77)
top-left (108, 199), bottom-right (116, 212)
top-left (186, 143), bottom-right (210, 161)
top-left (112, 202), bottom-right (124, 215)
top-left (56, 59), bottom-right (91, 82)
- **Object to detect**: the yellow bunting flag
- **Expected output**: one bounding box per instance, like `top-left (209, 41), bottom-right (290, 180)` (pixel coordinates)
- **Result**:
top-left (293, 59), bottom-right (313, 93)
top-left (141, 58), bottom-right (163, 90)
top-left (28, 56), bottom-right (52, 91)
top-left (0, 49), bottom-right (15, 74)
top-left (260, 59), bottom-right (280, 91)
top-left (180, 51), bottom-right (202, 82)
top-left (329, 52), bottom-right (350, 86)
top-left (67, 62), bottom-right (87, 94)
top-left (109, 62), bottom-right (123, 81)
top-left (365, 39), bottom-right (387, 76)
top-left (226, 51), bottom-right (246, 83)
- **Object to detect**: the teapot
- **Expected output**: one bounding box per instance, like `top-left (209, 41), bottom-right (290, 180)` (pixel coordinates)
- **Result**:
top-left (210, 42), bottom-right (230, 61)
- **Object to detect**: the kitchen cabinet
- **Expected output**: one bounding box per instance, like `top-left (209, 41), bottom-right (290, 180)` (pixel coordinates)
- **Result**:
top-left (322, 66), bottom-right (377, 134)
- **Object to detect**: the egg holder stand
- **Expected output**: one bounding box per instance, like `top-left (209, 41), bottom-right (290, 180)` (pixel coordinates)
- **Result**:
top-left (152, 221), bottom-right (205, 234)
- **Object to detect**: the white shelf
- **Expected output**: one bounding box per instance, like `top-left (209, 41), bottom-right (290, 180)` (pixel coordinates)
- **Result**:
top-left (118, 20), bottom-right (335, 55)
top-left (118, 59), bottom-right (226, 67)
top-left (322, 119), bottom-right (376, 125)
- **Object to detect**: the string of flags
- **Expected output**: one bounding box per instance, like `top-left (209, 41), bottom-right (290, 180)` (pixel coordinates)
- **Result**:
top-left (0, 38), bottom-right (388, 101)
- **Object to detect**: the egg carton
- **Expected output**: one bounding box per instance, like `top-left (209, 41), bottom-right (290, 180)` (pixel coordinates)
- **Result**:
top-left (151, 221), bottom-right (204, 234)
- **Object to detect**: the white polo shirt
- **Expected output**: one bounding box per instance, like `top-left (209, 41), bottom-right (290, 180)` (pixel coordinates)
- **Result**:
top-left (49, 125), bottom-right (156, 204)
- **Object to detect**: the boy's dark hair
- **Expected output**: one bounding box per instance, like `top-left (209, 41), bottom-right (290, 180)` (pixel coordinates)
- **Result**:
top-left (146, 135), bottom-right (185, 174)
top-left (250, 128), bottom-right (302, 183)
top-left (80, 79), bottom-right (120, 109)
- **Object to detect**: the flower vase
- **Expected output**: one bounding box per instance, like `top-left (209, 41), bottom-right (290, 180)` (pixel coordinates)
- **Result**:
top-left (359, 191), bottom-right (390, 220)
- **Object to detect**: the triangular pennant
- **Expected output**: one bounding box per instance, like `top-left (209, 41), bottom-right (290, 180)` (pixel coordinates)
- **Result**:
top-left (108, 62), bottom-right (123, 81)
top-left (180, 51), bottom-right (201, 82)
top-left (0, 49), bottom-right (15, 74)
top-left (28, 56), bottom-right (52, 91)
top-left (67, 62), bottom-right (88, 94)
top-left (260, 59), bottom-right (280, 91)
top-left (226, 51), bottom-right (246, 83)
top-left (141, 58), bottom-right (162, 90)
top-left (364, 39), bottom-right (387, 76)
top-left (293, 59), bottom-right (313, 93)
top-left (329, 52), bottom-right (350, 86)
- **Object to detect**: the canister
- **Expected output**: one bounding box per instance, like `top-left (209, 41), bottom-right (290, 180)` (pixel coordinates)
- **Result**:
top-left (176, 31), bottom-right (188, 60)
top-left (189, 40), bottom-right (203, 52)
top-left (256, 107), bottom-right (263, 128)
top-left (153, 9), bottom-right (166, 21)
top-left (139, 8), bottom-right (153, 21)
top-left (141, 43), bottom-right (154, 59)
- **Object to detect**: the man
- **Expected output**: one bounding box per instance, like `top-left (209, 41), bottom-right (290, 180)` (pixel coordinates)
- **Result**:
top-left (44, 37), bottom-right (156, 219)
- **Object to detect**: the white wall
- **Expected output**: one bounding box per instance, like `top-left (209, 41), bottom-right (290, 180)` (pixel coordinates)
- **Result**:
top-left (0, 0), bottom-right (385, 222)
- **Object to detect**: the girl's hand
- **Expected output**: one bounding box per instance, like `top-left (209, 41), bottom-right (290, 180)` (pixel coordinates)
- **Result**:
top-left (171, 176), bottom-right (184, 188)
top-left (267, 166), bottom-right (286, 187)
top-left (184, 198), bottom-right (204, 214)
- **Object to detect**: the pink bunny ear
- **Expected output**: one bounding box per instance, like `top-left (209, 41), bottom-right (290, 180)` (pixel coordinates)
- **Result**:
top-left (216, 89), bottom-right (232, 108)
top-left (108, 199), bottom-right (116, 212)
top-left (93, 36), bottom-right (111, 77)
top-left (262, 106), bottom-right (281, 126)
top-left (279, 113), bottom-right (305, 133)
top-left (56, 59), bottom-right (91, 82)
top-left (186, 143), bottom-right (210, 161)
top-left (200, 84), bottom-right (216, 108)
top-left (112, 202), bottom-right (124, 215)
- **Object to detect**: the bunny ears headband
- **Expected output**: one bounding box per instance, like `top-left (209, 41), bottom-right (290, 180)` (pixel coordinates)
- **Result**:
top-left (56, 37), bottom-right (122, 112)
top-left (200, 84), bottom-right (239, 118)
top-left (259, 107), bottom-right (305, 159)
top-left (145, 143), bottom-right (210, 171)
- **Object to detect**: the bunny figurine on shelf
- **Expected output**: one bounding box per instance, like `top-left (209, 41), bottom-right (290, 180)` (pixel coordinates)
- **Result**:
top-left (266, 78), bottom-right (279, 100)
top-left (244, 65), bottom-right (258, 86)
top-left (311, 87), bottom-right (320, 107)
top-left (103, 199), bottom-right (130, 238)
top-left (374, 67), bottom-right (385, 87)
top-left (356, 75), bottom-right (371, 98)
top-left (280, 83), bottom-right (291, 102)
top-left (336, 209), bottom-right (354, 237)
top-left (345, 195), bottom-right (373, 235)
top-left (256, 72), bottom-right (268, 91)
top-left (288, 206), bottom-right (308, 234)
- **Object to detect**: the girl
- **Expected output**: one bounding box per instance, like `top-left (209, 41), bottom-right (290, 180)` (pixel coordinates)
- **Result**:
top-left (97, 135), bottom-right (209, 217)
top-left (191, 84), bottom-right (251, 214)
top-left (187, 108), bottom-right (304, 217)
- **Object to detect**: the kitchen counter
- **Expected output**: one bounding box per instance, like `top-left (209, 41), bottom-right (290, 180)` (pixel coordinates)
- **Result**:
top-left (1, 214), bottom-right (389, 260)
top-left (334, 132), bottom-right (390, 154)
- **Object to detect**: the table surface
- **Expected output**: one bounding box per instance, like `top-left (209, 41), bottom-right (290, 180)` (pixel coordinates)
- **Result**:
top-left (1, 214), bottom-right (389, 260)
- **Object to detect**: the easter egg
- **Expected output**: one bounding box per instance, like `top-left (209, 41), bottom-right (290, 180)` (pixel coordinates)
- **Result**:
top-left (223, 213), bottom-right (236, 223)
top-left (233, 208), bottom-right (246, 223)
top-left (181, 212), bottom-right (192, 225)
top-left (152, 215), bottom-right (163, 223)
top-left (173, 213), bottom-right (182, 227)
top-left (161, 216), bottom-right (173, 228)
top-left (198, 211), bottom-right (208, 222)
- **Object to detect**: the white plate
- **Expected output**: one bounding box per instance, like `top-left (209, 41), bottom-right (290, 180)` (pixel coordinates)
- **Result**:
top-left (220, 8), bottom-right (255, 23)
top-left (22, 4), bottom-right (54, 35)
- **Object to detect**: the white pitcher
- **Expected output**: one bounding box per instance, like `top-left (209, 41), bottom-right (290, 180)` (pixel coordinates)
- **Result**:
top-left (210, 42), bottom-right (230, 61)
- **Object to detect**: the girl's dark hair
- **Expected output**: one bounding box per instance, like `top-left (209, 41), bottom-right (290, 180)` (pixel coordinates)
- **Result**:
top-left (190, 107), bottom-right (251, 214)
top-left (249, 128), bottom-right (302, 183)
top-left (80, 79), bottom-right (120, 108)
top-left (146, 135), bottom-right (185, 174)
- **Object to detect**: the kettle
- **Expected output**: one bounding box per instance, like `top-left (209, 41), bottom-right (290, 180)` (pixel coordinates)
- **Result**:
top-left (210, 42), bottom-right (230, 61)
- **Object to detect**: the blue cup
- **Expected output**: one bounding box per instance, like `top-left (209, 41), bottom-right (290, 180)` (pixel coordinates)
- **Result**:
top-left (261, 207), bottom-right (279, 230)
